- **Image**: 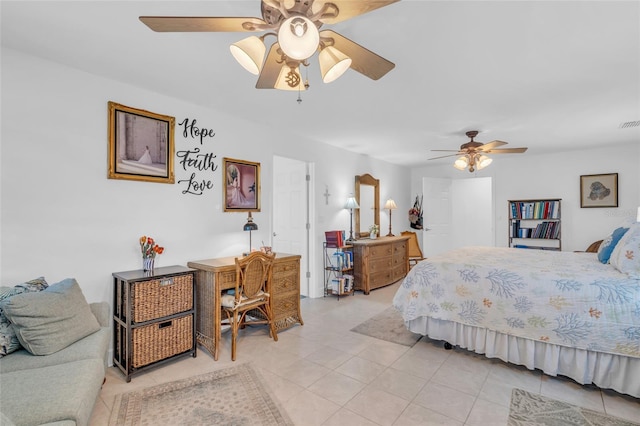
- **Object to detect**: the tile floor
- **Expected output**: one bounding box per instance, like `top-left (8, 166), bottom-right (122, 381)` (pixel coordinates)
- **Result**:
top-left (91, 281), bottom-right (639, 425)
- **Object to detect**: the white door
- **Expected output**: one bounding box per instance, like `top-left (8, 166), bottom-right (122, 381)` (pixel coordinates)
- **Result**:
top-left (272, 156), bottom-right (311, 297)
top-left (422, 177), bottom-right (493, 257)
top-left (422, 178), bottom-right (452, 257)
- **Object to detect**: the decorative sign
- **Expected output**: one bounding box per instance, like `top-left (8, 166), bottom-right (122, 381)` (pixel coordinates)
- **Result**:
top-left (176, 118), bottom-right (218, 195)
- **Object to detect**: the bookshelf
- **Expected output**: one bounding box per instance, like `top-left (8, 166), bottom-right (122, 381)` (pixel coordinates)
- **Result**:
top-left (323, 231), bottom-right (354, 299)
top-left (508, 199), bottom-right (561, 251)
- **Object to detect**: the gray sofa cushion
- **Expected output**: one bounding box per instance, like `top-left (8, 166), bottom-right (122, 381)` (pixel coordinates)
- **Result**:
top-left (1, 358), bottom-right (104, 426)
top-left (1, 279), bottom-right (100, 355)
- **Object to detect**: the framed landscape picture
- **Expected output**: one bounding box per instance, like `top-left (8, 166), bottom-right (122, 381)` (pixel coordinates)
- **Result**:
top-left (107, 101), bottom-right (175, 184)
top-left (223, 158), bottom-right (260, 212)
top-left (580, 173), bottom-right (618, 208)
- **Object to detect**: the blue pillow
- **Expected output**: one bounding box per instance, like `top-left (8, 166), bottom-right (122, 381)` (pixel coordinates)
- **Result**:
top-left (597, 226), bottom-right (629, 263)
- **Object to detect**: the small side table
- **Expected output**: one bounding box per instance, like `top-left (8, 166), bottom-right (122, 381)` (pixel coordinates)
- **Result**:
top-left (112, 265), bottom-right (196, 382)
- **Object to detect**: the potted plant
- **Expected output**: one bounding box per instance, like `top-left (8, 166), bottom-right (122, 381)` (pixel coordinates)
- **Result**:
top-left (369, 224), bottom-right (379, 239)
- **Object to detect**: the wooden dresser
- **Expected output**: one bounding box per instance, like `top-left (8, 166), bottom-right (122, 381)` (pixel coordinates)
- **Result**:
top-left (352, 236), bottom-right (410, 294)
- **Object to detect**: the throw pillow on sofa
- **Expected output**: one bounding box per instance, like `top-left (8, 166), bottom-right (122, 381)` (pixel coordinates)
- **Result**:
top-left (0, 278), bottom-right (100, 355)
top-left (0, 277), bottom-right (48, 356)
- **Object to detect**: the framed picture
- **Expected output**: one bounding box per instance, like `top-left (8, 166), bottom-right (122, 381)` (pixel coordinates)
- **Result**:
top-left (223, 158), bottom-right (260, 212)
top-left (107, 101), bottom-right (175, 184)
top-left (580, 173), bottom-right (618, 208)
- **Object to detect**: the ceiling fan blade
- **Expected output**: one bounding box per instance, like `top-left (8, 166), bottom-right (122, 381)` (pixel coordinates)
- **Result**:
top-left (485, 147), bottom-right (529, 154)
top-left (313, 0), bottom-right (400, 24)
top-left (478, 140), bottom-right (508, 151)
top-left (320, 30), bottom-right (394, 80)
top-left (431, 149), bottom-right (462, 152)
top-left (255, 43), bottom-right (282, 89)
top-left (429, 154), bottom-right (461, 160)
top-left (139, 16), bottom-right (268, 32)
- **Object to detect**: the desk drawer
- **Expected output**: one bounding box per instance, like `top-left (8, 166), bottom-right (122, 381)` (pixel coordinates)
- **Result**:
top-left (272, 292), bottom-right (299, 319)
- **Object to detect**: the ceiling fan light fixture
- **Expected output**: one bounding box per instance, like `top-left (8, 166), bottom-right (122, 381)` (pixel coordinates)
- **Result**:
top-left (453, 155), bottom-right (469, 170)
top-left (275, 65), bottom-right (306, 91)
top-left (230, 36), bottom-right (266, 75)
top-left (319, 46), bottom-right (352, 83)
top-left (278, 16), bottom-right (320, 60)
top-left (476, 154), bottom-right (492, 170)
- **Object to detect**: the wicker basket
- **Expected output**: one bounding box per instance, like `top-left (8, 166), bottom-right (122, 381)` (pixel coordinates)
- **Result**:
top-left (132, 314), bottom-right (193, 368)
top-left (131, 274), bottom-right (193, 323)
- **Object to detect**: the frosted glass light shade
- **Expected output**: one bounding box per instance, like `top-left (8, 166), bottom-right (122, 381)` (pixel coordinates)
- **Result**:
top-left (476, 155), bottom-right (493, 170)
top-left (344, 197), bottom-right (360, 209)
top-left (384, 199), bottom-right (397, 210)
top-left (274, 65), bottom-right (306, 91)
top-left (453, 156), bottom-right (469, 170)
top-left (637, 206), bottom-right (640, 222)
top-left (319, 46), bottom-right (352, 83)
top-left (278, 16), bottom-right (319, 60)
top-left (230, 36), bottom-right (266, 75)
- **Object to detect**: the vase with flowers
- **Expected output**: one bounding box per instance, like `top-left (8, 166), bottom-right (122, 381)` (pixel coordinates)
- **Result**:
top-left (369, 224), bottom-right (379, 239)
top-left (139, 236), bottom-right (164, 271)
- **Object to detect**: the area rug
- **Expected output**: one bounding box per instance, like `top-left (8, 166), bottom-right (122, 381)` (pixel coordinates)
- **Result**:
top-left (350, 306), bottom-right (422, 347)
top-left (109, 363), bottom-right (293, 426)
top-left (508, 388), bottom-right (639, 426)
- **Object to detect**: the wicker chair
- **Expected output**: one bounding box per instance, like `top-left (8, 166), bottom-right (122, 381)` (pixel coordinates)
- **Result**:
top-left (401, 231), bottom-right (426, 268)
top-left (221, 251), bottom-right (277, 361)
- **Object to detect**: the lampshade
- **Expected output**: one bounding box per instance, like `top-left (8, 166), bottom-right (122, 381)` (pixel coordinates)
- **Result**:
top-left (319, 46), bottom-right (352, 83)
top-left (277, 16), bottom-right (319, 60)
top-left (230, 36), bottom-right (266, 75)
top-left (453, 156), bottom-right (469, 170)
top-left (637, 206), bottom-right (640, 222)
top-left (274, 65), bottom-right (307, 91)
top-left (476, 155), bottom-right (493, 170)
top-left (384, 199), bottom-right (397, 210)
top-left (243, 212), bottom-right (258, 231)
top-left (344, 197), bottom-right (360, 209)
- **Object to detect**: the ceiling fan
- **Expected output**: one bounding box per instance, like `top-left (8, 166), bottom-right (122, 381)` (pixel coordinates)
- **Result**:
top-left (429, 130), bottom-right (528, 172)
top-left (139, 0), bottom-right (398, 91)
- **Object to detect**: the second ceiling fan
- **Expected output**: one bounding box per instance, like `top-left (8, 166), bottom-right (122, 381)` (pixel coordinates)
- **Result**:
top-left (429, 130), bottom-right (528, 172)
top-left (139, 0), bottom-right (399, 90)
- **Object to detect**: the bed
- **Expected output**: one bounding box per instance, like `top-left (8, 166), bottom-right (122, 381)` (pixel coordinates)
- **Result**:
top-left (392, 245), bottom-right (640, 398)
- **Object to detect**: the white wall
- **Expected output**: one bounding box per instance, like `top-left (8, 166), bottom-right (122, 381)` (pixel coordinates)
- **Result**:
top-left (0, 47), bottom-right (410, 302)
top-left (411, 143), bottom-right (639, 252)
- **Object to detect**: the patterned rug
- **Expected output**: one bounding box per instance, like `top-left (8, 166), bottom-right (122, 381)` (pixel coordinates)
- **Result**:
top-left (350, 306), bottom-right (422, 347)
top-left (508, 388), bottom-right (639, 426)
top-left (109, 363), bottom-right (293, 426)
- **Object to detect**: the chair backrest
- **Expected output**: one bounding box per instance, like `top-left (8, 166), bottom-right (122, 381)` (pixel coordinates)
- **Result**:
top-left (235, 252), bottom-right (275, 298)
top-left (401, 231), bottom-right (424, 259)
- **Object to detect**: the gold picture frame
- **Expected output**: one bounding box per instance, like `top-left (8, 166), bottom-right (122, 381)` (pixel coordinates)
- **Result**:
top-left (108, 101), bottom-right (175, 184)
top-left (223, 157), bottom-right (260, 212)
top-left (580, 173), bottom-right (618, 208)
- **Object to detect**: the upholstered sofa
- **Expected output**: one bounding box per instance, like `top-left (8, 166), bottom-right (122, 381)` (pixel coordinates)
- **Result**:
top-left (0, 278), bottom-right (110, 426)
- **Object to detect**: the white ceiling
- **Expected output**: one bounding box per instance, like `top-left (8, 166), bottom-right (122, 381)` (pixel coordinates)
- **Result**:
top-left (2, 0), bottom-right (639, 167)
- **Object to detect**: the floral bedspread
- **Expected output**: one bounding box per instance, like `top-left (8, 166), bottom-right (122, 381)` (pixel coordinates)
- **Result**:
top-left (393, 247), bottom-right (640, 358)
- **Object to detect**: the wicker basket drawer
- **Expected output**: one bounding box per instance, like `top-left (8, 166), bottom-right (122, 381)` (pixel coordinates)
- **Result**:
top-left (132, 314), bottom-right (193, 368)
top-left (132, 273), bottom-right (193, 323)
top-left (272, 292), bottom-right (299, 319)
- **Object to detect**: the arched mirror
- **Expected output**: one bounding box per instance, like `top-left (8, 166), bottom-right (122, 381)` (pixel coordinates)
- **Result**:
top-left (354, 173), bottom-right (380, 238)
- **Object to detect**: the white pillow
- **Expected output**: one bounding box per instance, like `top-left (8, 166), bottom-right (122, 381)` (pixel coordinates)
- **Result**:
top-left (609, 223), bottom-right (640, 278)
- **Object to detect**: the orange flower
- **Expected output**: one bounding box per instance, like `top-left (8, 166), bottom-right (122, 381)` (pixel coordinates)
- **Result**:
top-left (139, 236), bottom-right (146, 245)
top-left (154, 246), bottom-right (164, 254)
top-left (139, 236), bottom-right (164, 259)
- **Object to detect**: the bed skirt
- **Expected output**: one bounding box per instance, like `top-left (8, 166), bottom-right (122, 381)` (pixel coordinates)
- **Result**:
top-left (405, 316), bottom-right (640, 398)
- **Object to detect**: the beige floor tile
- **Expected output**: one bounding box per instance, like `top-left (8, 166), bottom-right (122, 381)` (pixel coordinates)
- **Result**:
top-left (356, 339), bottom-right (410, 366)
top-left (393, 403), bottom-right (463, 426)
top-left (304, 344), bottom-right (353, 369)
top-left (345, 387), bottom-right (410, 426)
top-left (413, 382), bottom-right (477, 423)
top-left (282, 358), bottom-right (332, 388)
top-left (368, 367), bottom-right (427, 401)
top-left (430, 362), bottom-right (489, 397)
top-left (284, 389), bottom-right (341, 426)
top-left (321, 408), bottom-right (379, 426)
top-left (256, 368), bottom-right (306, 405)
top-left (464, 398), bottom-right (510, 426)
top-left (601, 389), bottom-right (640, 423)
top-left (335, 356), bottom-right (386, 384)
top-left (540, 374), bottom-right (605, 412)
top-left (391, 352), bottom-right (441, 380)
top-left (308, 370), bottom-right (367, 405)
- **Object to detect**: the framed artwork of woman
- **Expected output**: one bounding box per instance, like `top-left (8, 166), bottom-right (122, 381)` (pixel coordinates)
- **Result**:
top-left (223, 158), bottom-right (260, 212)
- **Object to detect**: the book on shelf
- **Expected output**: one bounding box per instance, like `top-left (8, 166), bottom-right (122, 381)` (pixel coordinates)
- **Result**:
top-left (325, 230), bottom-right (344, 248)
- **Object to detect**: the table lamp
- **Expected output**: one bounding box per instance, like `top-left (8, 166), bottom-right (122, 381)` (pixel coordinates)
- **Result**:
top-left (384, 199), bottom-right (397, 236)
top-left (243, 212), bottom-right (258, 255)
top-left (344, 196), bottom-right (360, 242)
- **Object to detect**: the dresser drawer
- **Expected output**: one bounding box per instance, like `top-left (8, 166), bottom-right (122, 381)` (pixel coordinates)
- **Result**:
top-left (369, 256), bottom-right (392, 273)
top-left (370, 270), bottom-right (393, 289)
top-left (369, 245), bottom-right (393, 258)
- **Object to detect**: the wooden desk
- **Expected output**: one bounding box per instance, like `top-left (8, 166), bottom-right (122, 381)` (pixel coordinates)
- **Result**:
top-left (187, 253), bottom-right (303, 360)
